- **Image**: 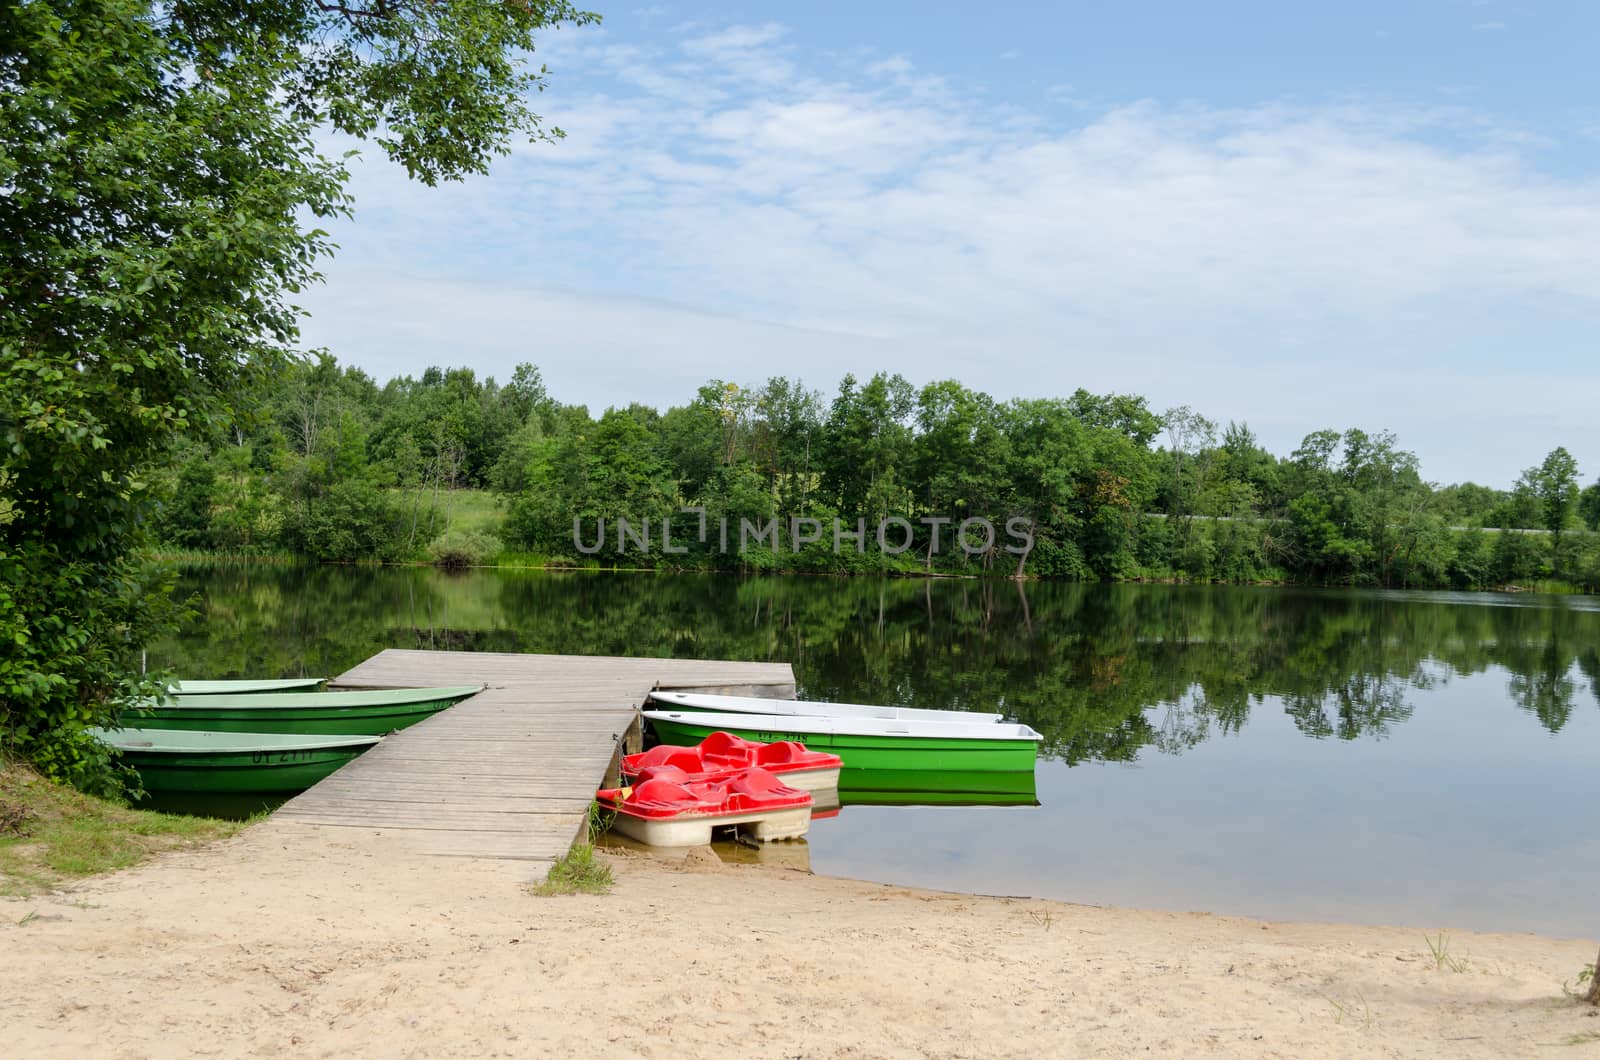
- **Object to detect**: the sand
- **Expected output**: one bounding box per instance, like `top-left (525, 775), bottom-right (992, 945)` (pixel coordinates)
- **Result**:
top-left (2, 821), bottom-right (1597, 1059)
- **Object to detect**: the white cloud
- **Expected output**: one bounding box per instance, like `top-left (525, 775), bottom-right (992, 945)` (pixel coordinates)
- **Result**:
top-left (680, 23), bottom-right (795, 87)
top-left (300, 19), bottom-right (1600, 487)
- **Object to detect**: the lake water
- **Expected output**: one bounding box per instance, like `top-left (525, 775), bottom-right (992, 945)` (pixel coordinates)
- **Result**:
top-left (156, 565), bottom-right (1600, 936)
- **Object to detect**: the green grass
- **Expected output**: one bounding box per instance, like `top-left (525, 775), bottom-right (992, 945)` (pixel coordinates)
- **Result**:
top-left (530, 842), bottom-right (615, 896)
top-left (1424, 931), bottom-right (1469, 973)
top-left (392, 487), bottom-right (504, 539)
top-left (493, 550), bottom-right (603, 570)
top-left (435, 488), bottom-right (503, 535)
top-left (530, 801), bottom-right (616, 897)
top-left (0, 761), bottom-right (245, 896)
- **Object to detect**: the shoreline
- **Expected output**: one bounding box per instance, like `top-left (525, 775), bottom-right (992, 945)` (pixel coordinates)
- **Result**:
top-left (4, 821), bottom-right (1596, 1058)
top-left (147, 550), bottom-right (1596, 596)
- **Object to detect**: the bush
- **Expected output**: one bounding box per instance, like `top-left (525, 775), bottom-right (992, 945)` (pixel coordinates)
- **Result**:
top-left (426, 529), bottom-right (504, 569)
top-left (159, 459), bottom-right (218, 548)
top-left (0, 547), bottom-right (174, 797)
top-left (281, 481), bottom-right (401, 562)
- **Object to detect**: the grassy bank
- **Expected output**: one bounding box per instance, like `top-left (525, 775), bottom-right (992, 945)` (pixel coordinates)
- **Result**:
top-left (0, 762), bottom-right (245, 896)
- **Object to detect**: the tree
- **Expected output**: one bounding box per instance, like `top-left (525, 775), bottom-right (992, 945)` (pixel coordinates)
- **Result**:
top-left (1339, 429), bottom-right (1426, 588)
top-left (749, 377), bottom-right (823, 515)
top-left (1580, 480), bottom-right (1600, 532)
top-left (1530, 447), bottom-right (1580, 573)
top-left (0, 0), bottom-right (594, 786)
top-left (914, 381), bottom-right (1009, 524)
top-left (820, 373), bottom-right (915, 525)
top-left (657, 383), bottom-right (732, 503)
top-left (1217, 421), bottom-right (1279, 504)
top-left (1159, 404), bottom-right (1218, 559)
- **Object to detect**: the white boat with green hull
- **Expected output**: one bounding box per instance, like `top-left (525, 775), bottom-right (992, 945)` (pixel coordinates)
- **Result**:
top-left (129, 685), bottom-right (484, 736)
top-left (643, 709), bottom-right (1041, 796)
top-left (647, 689), bottom-right (1004, 725)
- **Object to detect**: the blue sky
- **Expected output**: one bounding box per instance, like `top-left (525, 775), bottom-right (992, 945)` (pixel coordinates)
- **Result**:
top-left (300, 1), bottom-right (1600, 487)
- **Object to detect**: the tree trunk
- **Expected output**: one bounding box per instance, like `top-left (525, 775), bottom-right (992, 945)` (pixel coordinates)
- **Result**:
top-left (1586, 945), bottom-right (1600, 1004)
top-left (1012, 536), bottom-right (1032, 580)
top-left (407, 488), bottom-right (421, 553)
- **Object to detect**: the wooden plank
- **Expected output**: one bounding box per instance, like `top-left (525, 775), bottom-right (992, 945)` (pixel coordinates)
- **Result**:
top-left (277, 810), bottom-right (587, 830)
top-left (290, 805), bottom-right (592, 819)
top-left (289, 782), bottom-right (601, 797)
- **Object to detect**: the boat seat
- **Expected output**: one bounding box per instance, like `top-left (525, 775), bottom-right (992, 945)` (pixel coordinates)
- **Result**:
top-left (699, 730), bottom-right (761, 760)
top-left (752, 741), bottom-right (806, 765)
top-left (629, 745), bottom-right (707, 772)
top-left (631, 764), bottom-right (694, 785)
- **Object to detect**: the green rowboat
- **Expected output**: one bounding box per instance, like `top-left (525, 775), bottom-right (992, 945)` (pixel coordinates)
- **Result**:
top-left (91, 727), bottom-right (381, 794)
top-left (123, 685), bottom-right (484, 735)
top-left (642, 710), bottom-right (1041, 796)
top-left (170, 678), bottom-right (326, 695)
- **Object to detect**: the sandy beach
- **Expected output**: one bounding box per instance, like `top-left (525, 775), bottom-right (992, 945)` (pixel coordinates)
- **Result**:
top-left (2, 821), bottom-right (1596, 1059)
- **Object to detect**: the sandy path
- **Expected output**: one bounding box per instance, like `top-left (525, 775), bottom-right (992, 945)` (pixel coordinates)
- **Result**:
top-left (2, 821), bottom-right (1596, 1058)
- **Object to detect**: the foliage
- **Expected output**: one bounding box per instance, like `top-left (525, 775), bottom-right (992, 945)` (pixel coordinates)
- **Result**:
top-left (279, 479), bottom-right (402, 563)
top-left (1530, 446), bottom-right (1581, 570)
top-left (0, 0), bottom-right (592, 786)
top-left (0, 546), bottom-right (178, 795)
top-left (154, 354), bottom-right (1597, 592)
top-left (426, 528), bottom-right (504, 569)
top-left (1580, 481), bottom-right (1600, 532)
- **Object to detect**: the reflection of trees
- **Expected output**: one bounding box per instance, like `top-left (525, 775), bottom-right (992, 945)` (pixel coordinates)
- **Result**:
top-left (1283, 674), bottom-right (1413, 740)
top-left (1507, 642), bottom-right (1579, 733)
top-left (1581, 650), bottom-right (1600, 712)
top-left (1150, 688), bottom-right (1228, 755)
top-left (156, 566), bottom-right (1600, 764)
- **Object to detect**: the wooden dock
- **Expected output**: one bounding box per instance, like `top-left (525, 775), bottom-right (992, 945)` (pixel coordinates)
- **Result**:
top-left (273, 649), bottom-right (796, 865)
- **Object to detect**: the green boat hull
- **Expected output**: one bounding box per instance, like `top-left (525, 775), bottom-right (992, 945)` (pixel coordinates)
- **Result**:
top-left (122, 747), bottom-right (367, 793)
top-left (92, 728), bottom-right (381, 794)
top-left (121, 686), bottom-right (481, 736)
top-left (646, 716), bottom-right (1039, 795)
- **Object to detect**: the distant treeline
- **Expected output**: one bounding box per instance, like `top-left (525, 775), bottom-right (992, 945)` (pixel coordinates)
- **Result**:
top-left (151, 355), bottom-right (1600, 590)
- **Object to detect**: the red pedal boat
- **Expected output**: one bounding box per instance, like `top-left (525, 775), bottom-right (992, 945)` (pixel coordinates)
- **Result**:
top-left (622, 730), bottom-right (842, 792)
top-left (596, 767), bottom-right (813, 847)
